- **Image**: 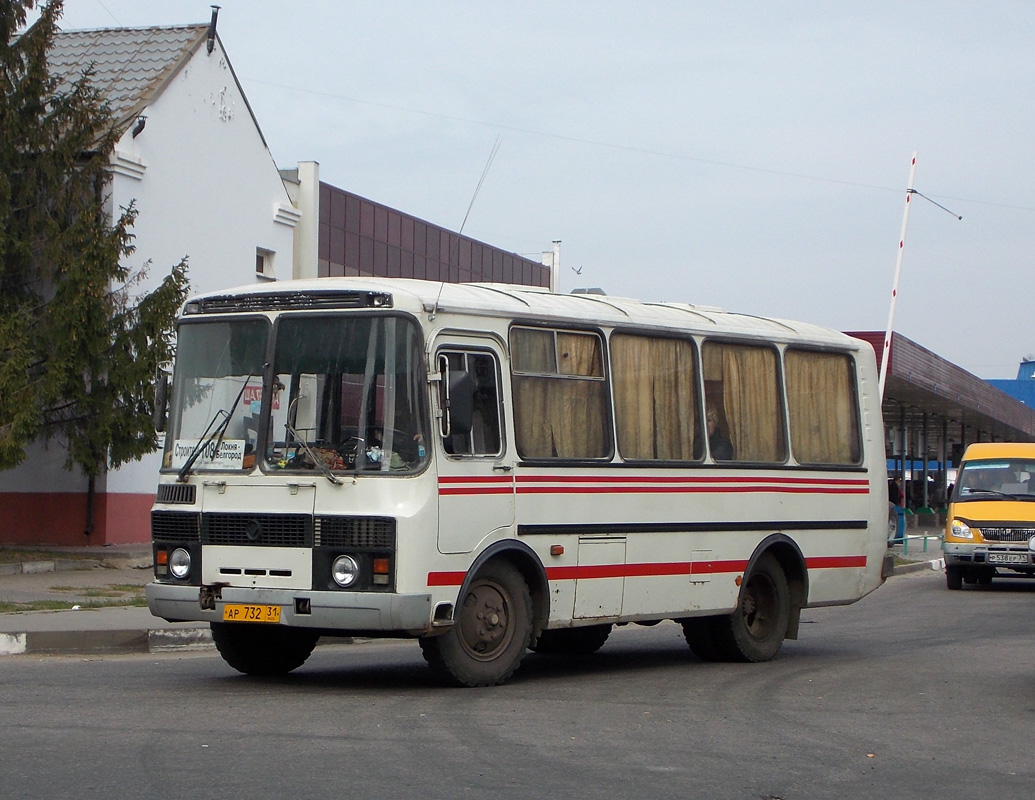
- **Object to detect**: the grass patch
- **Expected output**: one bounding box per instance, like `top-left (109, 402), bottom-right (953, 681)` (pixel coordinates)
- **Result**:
top-left (47, 584), bottom-right (146, 598)
top-left (0, 597), bottom-right (149, 613)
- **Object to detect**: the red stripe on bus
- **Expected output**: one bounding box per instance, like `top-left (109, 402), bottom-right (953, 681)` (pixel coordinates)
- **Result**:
top-left (439, 476), bottom-right (514, 484)
top-left (516, 474), bottom-right (868, 486)
top-left (514, 485), bottom-right (868, 495)
top-left (428, 555), bottom-right (865, 587)
top-left (427, 571), bottom-right (468, 586)
top-left (438, 487), bottom-right (514, 495)
top-left (805, 555), bottom-right (868, 569)
top-left (438, 475), bottom-right (515, 496)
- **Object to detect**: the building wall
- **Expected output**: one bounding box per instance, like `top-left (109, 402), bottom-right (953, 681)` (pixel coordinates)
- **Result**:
top-left (989, 361), bottom-right (1035, 409)
top-left (318, 183), bottom-right (550, 287)
top-left (0, 37), bottom-right (299, 546)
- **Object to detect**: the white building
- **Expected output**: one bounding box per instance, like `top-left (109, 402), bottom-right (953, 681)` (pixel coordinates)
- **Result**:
top-left (0, 16), bottom-right (299, 545)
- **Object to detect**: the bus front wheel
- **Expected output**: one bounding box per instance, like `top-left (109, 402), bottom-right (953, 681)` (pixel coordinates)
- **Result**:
top-left (419, 560), bottom-right (533, 687)
top-left (210, 622), bottom-right (319, 676)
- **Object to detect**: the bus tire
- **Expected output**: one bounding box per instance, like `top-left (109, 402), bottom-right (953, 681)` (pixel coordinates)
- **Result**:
top-left (210, 622), bottom-right (319, 676)
top-left (530, 624), bottom-right (612, 656)
top-left (419, 560), bottom-right (533, 687)
top-left (945, 565), bottom-right (963, 590)
top-left (681, 616), bottom-right (727, 662)
top-left (718, 553), bottom-right (790, 662)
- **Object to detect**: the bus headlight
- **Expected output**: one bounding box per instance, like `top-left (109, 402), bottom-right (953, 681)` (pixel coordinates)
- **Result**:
top-left (169, 548), bottom-right (192, 579)
top-left (1029, 534), bottom-right (1035, 552)
top-left (949, 520), bottom-right (974, 540)
top-left (332, 555), bottom-right (360, 587)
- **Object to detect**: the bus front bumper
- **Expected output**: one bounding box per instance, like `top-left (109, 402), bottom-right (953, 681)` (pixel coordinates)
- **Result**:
top-left (146, 582), bottom-right (434, 634)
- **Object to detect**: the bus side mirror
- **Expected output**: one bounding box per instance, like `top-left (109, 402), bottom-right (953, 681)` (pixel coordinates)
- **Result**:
top-left (447, 370), bottom-right (474, 436)
top-left (153, 373), bottom-right (169, 432)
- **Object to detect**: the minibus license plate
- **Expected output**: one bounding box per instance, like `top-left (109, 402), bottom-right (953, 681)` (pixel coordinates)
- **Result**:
top-left (988, 553), bottom-right (1027, 565)
top-left (222, 603), bottom-right (281, 623)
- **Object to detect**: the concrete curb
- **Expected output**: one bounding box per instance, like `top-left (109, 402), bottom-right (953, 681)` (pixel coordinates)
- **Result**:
top-left (0, 556), bottom-right (148, 576)
top-left (893, 557), bottom-right (945, 576)
top-left (0, 625), bottom-right (213, 656)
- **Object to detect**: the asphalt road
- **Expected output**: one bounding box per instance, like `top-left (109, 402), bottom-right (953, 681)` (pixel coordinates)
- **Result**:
top-left (2, 568), bottom-right (1034, 800)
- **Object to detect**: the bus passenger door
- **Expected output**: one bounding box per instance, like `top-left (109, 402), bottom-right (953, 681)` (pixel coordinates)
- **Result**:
top-left (435, 343), bottom-right (515, 554)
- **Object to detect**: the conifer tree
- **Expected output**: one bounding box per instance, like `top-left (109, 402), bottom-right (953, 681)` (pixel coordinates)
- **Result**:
top-left (0, 0), bottom-right (189, 491)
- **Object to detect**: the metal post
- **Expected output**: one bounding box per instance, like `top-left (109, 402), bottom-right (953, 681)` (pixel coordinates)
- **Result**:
top-left (878, 152), bottom-right (918, 400)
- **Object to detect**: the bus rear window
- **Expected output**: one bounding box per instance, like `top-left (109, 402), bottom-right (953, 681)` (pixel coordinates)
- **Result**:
top-left (785, 349), bottom-right (861, 466)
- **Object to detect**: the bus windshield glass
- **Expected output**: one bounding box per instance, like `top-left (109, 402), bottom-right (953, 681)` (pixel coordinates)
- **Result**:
top-left (163, 318), bottom-right (270, 473)
top-left (956, 459), bottom-right (1035, 500)
top-left (265, 314), bottom-right (429, 474)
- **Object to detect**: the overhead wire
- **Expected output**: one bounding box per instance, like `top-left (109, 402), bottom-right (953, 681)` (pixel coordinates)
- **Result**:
top-left (243, 77), bottom-right (1035, 213)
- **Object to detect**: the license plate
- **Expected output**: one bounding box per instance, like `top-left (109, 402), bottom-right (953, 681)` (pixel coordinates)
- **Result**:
top-left (987, 553), bottom-right (1027, 565)
top-left (222, 603), bottom-right (281, 623)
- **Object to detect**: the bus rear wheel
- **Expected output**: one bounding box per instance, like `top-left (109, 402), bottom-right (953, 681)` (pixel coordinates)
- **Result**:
top-left (681, 616), bottom-right (727, 662)
top-left (210, 622), bottom-right (319, 676)
top-left (419, 560), bottom-right (533, 687)
top-left (531, 624), bottom-right (612, 656)
top-left (725, 553), bottom-right (791, 661)
top-left (681, 554), bottom-right (791, 663)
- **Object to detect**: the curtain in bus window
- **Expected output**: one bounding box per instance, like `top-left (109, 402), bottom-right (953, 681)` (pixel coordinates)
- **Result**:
top-left (612, 334), bottom-right (697, 460)
top-left (704, 342), bottom-right (785, 462)
top-left (512, 376), bottom-right (610, 459)
top-left (785, 350), bottom-right (860, 465)
top-left (511, 329), bottom-right (609, 459)
top-left (512, 328), bottom-right (555, 373)
top-left (557, 331), bottom-right (603, 376)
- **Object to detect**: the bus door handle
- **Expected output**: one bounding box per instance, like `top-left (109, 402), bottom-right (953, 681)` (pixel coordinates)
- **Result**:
top-left (492, 464), bottom-right (513, 472)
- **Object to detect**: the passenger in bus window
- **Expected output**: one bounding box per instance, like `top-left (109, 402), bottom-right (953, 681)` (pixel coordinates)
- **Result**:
top-left (706, 407), bottom-right (733, 461)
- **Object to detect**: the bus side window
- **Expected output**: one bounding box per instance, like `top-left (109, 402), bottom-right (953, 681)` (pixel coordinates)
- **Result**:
top-left (702, 341), bottom-right (786, 463)
top-left (442, 351), bottom-right (502, 457)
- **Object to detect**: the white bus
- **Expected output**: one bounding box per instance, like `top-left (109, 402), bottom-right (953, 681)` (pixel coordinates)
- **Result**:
top-left (147, 277), bottom-right (892, 686)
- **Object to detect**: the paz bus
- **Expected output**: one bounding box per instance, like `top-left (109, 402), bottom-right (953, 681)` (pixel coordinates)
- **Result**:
top-left (146, 277), bottom-right (892, 686)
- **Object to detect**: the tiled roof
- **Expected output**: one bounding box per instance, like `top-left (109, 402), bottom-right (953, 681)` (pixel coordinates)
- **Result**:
top-left (49, 25), bottom-right (208, 131)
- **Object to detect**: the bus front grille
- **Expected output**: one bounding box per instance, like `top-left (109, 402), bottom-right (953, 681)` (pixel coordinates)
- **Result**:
top-left (316, 516), bottom-right (396, 549)
top-left (152, 513), bottom-right (395, 549)
top-left (152, 511), bottom-right (201, 542)
top-left (202, 513), bottom-right (312, 547)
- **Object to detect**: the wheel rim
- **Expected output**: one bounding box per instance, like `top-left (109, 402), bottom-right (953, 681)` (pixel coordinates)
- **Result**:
top-left (457, 578), bottom-right (514, 661)
top-left (740, 573), bottom-right (778, 641)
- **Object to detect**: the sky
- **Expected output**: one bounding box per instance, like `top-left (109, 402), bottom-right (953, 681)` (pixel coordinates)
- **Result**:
top-left (37, 0), bottom-right (1035, 378)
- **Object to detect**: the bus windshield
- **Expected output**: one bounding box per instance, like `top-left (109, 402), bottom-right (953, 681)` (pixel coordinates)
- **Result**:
top-left (163, 318), bottom-right (269, 474)
top-left (162, 314), bottom-right (430, 476)
top-left (265, 314), bottom-right (429, 474)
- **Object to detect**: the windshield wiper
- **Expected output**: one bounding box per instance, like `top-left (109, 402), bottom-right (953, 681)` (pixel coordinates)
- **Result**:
top-left (284, 395), bottom-right (341, 485)
top-left (960, 489), bottom-right (1035, 501)
top-left (176, 374), bottom-right (254, 482)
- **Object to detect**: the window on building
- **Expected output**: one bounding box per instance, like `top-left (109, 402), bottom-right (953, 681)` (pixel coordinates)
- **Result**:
top-left (256, 247), bottom-right (276, 281)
